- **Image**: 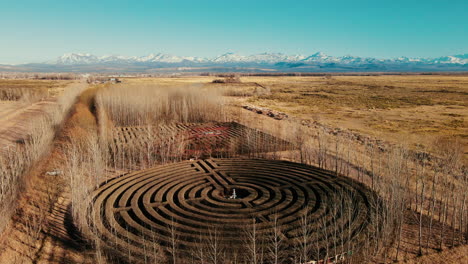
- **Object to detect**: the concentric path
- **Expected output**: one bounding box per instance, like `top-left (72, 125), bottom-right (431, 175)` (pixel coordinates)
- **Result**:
top-left (86, 159), bottom-right (378, 261)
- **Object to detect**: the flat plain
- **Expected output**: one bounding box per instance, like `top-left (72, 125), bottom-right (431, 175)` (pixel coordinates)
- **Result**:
top-left (224, 75), bottom-right (467, 160)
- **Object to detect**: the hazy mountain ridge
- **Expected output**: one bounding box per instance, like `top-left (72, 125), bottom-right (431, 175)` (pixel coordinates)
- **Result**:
top-left (54, 52), bottom-right (468, 65)
top-left (2, 52), bottom-right (467, 73)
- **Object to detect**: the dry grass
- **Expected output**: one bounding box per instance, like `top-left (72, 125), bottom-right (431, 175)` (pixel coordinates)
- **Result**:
top-left (234, 75), bottom-right (468, 161)
top-left (1, 75), bottom-right (466, 264)
top-left (93, 81), bottom-right (232, 173)
top-left (0, 81), bottom-right (87, 236)
top-left (0, 79), bottom-right (71, 101)
top-left (0, 83), bottom-right (97, 264)
top-left (96, 82), bottom-right (226, 126)
top-left (399, 245), bottom-right (468, 264)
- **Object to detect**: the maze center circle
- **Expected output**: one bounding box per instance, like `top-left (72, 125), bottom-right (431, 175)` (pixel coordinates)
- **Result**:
top-left (88, 159), bottom-right (376, 259)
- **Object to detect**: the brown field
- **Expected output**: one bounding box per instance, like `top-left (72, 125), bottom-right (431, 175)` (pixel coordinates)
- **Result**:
top-left (0, 75), bottom-right (466, 264)
top-left (217, 75), bottom-right (468, 161)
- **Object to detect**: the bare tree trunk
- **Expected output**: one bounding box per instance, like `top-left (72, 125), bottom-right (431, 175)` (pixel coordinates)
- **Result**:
top-left (460, 193), bottom-right (467, 244)
top-left (245, 218), bottom-right (259, 264)
top-left (297, 209), bottom-right (312, 263)
top-left (426, 171), bottom-right (437, 254)
top-left (267, 214), bottom-right (284, 264)
top-left (418, 180), bottom-right (425, 256)
top-left (168, 218), bottom-right (179, 264)
top-left (451, 195), bottom-right (459, 248)
top-left (207, 226), bottom-right (222, 264)
top-left (439, 195), bottom-right (448, 250)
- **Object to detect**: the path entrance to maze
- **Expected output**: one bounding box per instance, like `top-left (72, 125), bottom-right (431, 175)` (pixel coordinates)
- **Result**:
top-left (111, 122), bottom-right (294, 160)
top-left (86, 158), bottom-right (381, 263)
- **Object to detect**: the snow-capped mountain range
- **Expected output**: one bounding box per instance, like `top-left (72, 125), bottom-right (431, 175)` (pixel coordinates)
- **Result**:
top-left (54, 52), bottom-right (468, 65)
top-left (1, 52), bottom-right (466, 73)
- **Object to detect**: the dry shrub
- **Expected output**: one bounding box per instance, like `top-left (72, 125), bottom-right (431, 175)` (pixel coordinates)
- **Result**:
top-left (96, 84), bottom-right (226, 126)
top-left (221, 85), bottom-right (255, 97)
top-left (0, 81), bottom-right (87, 235)
top-left (212, 74), bottom-right (241, 84)
top-left (0, 72), bottom-right (78, 80)
top-left (0, 148), bottom-right (28, 233)
top-left (66, 133), bottom-right (106, 232)
top-left (0, 87), bottom-right (49, 102)
top-left (0, 79), bottom-right (70, 103)
top-left (432, 136), bottom-right (464, 169)
top-left (93, 83), bottom-right (226, 172)
top-left (236, 110), bottom-right (468, 262)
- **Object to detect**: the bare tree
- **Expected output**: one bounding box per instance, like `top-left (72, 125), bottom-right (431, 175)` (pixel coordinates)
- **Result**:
top-left (245, 218), bottom-right (263, 264)
top-left (267, 214), bottom-right (285, 264)
top-left (167, 218), bottom-right (179, 264)
top-left (206, 226), bottom-right (223, 264)
top-left (296, 208), bottom-right (312, 263)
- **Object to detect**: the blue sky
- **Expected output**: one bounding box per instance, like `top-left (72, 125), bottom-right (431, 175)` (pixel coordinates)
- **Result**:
top-left (0, 0), bottom-right (467, 64)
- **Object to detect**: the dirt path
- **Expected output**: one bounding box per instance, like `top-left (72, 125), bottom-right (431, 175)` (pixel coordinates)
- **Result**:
top-left (0, 86), bottom-right (96, 264)
top-left (0, 99), bottom-right (58, 150)
top-left (0, 160), bottom-right (92, 264)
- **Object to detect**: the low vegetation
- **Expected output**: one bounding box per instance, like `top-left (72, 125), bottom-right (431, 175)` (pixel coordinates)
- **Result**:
top-left (0, 75), bottom-right (466, 264)
top-left (0, 79), bottom-right (71, 102)
top-left (240, 75), bottom-right (468, 160)
top-left (0, 81), bottom-right (86, 236)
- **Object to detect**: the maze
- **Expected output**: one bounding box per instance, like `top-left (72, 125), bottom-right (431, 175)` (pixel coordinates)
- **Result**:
top-left (111, 122), bottom-right (293, 158)
top-left (87, 159), bottom-right (379, 262)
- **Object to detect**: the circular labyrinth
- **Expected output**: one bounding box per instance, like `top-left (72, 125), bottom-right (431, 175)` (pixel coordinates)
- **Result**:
top-left (87, 159), bottom-right (379, 262)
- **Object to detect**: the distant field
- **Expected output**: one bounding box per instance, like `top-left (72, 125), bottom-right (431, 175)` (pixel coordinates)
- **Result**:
top-left (214, 75), bottom-right (468, 160)
top-left (0, 79), bottom-right (70, 100)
